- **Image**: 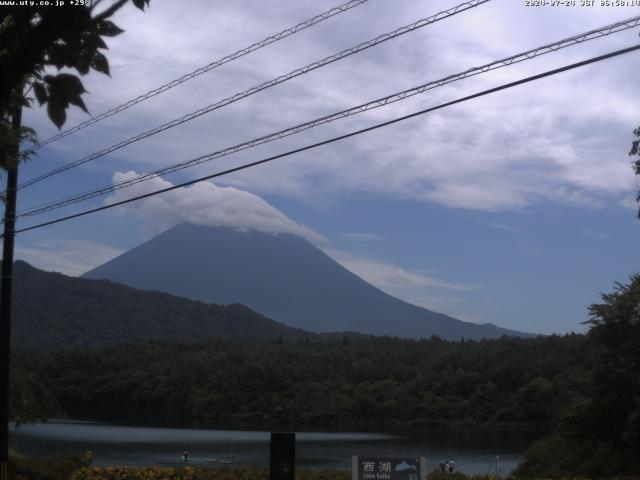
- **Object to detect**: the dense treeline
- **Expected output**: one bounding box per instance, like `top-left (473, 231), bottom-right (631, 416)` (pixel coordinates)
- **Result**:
top-left (9, 368), bottom-right (59, 425)
top-left (15, 334), bottom-right (589, 430)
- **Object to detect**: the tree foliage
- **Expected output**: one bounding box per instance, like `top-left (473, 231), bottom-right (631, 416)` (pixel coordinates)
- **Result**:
top-left (630, 127), bottom-right (640, 218)
top-left (0, 0), bottom-right (150, 169)
top-left (9, 368), bottom-right (59, 426)
top-left (14, 334), bottom-right (590, 431)
top-left (516, 275), bottom-right (640, 478)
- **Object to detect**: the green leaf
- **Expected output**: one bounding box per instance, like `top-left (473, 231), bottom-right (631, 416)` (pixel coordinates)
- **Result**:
top-left (95, 20), bottom-right (124, 37)
top-left (131, 0), bottom-right (150, 11)
top-left (83, 31), bottom-right (108, 50)
top-left (75, 60), bottom-right (91, 75)
top-left (70, 46), bottom-right (92, 75)
top-left (92, 34), bottom-right (108, 50)
top-left (33, 82), bottom-right (48, 106)
top-left (42, 74), bottom-right (56, 88)
top-left (47, 97), bottom-right (66, 129)
top-left (91, 52), bottom-right (110, 76)
top-left (48, 73), bottom-right (87, 96)
top-left (46, 44), bottom-right (79, 70)
top-left (68, 93), bottom-right (88, 114)
top-left (44, 73), bottom-right (90, 123)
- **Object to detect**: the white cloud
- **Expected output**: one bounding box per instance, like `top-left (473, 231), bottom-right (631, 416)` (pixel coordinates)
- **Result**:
top-left (422, 181), bottom-right (531, 211)
top-left (339, 232), bottom-right (385, 241)
top-left (20, 0), bottom-right (640, 215)
top-left (323, 248), bottom-right (482, 322)
top-left (15, 239), bottom-right (124, 276)
top-left (324, 248), bottom-right (476, 292)
top-left (105, 171), bottom-right (325, 242)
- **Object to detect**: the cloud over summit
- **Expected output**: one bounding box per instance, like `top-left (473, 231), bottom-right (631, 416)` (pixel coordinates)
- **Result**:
top-left (106, 171), bottom-right (324, 242)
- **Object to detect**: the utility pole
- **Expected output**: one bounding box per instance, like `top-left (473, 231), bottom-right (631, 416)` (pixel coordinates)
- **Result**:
top-left (0, 107), bottom-right (21, 480)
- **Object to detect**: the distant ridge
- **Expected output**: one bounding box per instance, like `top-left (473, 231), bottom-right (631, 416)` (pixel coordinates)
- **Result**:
top-left (84, 223), bottom-right (533, 340)
top-left (10, 260), bottom-right (337, 350)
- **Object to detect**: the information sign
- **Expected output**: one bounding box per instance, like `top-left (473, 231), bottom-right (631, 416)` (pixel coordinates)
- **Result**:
top-left (352, 456), bottom-right (426, 480)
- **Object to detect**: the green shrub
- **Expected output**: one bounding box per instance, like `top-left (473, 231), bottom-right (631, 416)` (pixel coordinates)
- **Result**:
top-left (9, 455), bottom-right (82, 480)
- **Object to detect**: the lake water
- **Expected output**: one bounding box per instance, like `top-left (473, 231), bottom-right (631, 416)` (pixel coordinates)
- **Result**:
top-left (10, 420), bottom-right (539, 476)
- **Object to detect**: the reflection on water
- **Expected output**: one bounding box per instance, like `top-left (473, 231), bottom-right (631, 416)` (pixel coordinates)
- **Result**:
top-left (10, 420), bottom-right (538, 475)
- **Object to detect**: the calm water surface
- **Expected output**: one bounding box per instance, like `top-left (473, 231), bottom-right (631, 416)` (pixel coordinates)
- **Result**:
top-left (10, 420), bottom-right (539, 475)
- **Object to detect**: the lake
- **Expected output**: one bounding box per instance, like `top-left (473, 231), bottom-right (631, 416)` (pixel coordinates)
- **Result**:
top-left (10, 420), bottom-right (539, 475)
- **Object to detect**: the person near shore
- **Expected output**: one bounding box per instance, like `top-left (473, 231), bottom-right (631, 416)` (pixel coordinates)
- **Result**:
top-left (182, 450), bottom-right (189, 462)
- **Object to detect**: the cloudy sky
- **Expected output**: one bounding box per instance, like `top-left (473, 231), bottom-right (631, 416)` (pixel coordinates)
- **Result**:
top-left (10, 0), bottom-right (640, 334)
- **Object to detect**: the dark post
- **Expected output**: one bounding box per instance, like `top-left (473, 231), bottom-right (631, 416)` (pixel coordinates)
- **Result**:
top-left (270, 432), bottom-right (295, 480)
top-left (0, 107), bottom-right (21, 480)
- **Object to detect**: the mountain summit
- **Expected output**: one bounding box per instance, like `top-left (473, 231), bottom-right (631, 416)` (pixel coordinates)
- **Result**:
top-left (84, 223), bottom-right (530, 340)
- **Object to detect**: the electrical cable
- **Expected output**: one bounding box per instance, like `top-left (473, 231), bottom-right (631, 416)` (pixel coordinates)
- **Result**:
top-left (16, 0), bottom-right (489, 191)
top-left (9, 43), bottom-right (640, 237)
top-left (23, 0), bottom-right (372, 154)
top-left (16, 14), bottom-right (640, 219)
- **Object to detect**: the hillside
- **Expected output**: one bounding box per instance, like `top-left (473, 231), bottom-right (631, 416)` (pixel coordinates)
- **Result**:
top-left (10, 260), bottom-right (328, 350)
top-left (84, 223), bottom-right (532, 340)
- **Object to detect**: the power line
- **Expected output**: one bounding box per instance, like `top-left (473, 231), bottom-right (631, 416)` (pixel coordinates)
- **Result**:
top-left (16, 14), bottom-right (640, 219)
top-left (23, 0), bottom-right (371, 154)
top-left (10, 44), bottom-right (640, 237)
top-left (16, 0), bottom-right (490, 191)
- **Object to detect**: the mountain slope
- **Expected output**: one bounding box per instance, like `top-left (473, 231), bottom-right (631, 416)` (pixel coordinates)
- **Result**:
top-left (84, 223), bottom-right (531, 340)
top-left (10, 260), bottom-right (326, 350)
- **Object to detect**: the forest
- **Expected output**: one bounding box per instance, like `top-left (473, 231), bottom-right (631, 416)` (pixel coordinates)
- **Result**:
top-left (14, 334), bottom-right (589, 430)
